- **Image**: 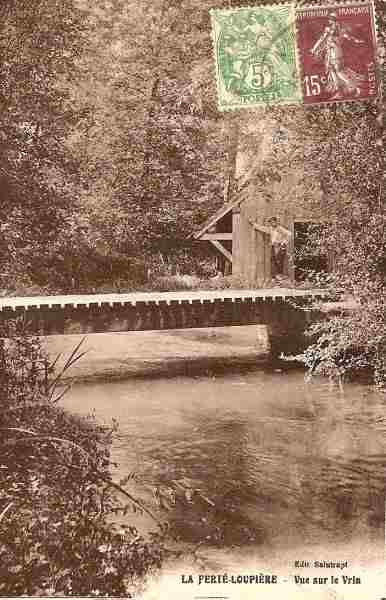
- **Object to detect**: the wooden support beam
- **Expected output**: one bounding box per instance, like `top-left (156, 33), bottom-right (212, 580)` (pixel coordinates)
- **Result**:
top-left (210, 240), bottom-right (232, 263)
top-left (223, 173), bottom-right (230, 203)
top-left (201, 233), bottom-right (233, 240)
top-left (232, 208), bottom-right (241, 275)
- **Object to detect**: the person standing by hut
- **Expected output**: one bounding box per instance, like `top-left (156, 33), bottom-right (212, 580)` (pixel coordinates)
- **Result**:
top-left (268, 216), bottom-right (292, 280)
top-left (249, 216), bottom-right (292, 282)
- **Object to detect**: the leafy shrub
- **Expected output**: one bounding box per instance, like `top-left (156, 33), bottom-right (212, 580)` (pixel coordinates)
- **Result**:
top-left (297, 298), bottom-right (386, 389)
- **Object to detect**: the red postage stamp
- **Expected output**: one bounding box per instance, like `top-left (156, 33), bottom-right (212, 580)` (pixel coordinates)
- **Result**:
top-left (296, 2), bottom-right (379, 105)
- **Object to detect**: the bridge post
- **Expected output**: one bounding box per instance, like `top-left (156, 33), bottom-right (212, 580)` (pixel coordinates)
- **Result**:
top-left (266, 300), bottom-right (314, 361)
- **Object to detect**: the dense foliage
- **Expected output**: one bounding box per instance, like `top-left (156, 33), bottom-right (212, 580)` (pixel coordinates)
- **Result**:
top-left (296, 102), bottom-right (385, 388)
top-left (0, 1), bottom-right (87, 289)
top-left (0, 326), bottom-right (164, 596)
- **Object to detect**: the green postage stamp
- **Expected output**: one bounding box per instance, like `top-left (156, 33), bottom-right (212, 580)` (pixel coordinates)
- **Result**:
top-left (210, 5), bottom-right (301, 110)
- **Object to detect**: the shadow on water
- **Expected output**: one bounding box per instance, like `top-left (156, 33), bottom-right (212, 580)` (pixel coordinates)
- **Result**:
top-left (115, 378), bottom-right (385, 551)
top-left (147, 414), bottom-right (266, 546)
top-left (63, 366), bottom-right (386, 555)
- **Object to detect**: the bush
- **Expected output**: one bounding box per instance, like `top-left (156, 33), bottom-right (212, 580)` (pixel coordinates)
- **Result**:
top-left (0, 323), bottom-right (164, 596)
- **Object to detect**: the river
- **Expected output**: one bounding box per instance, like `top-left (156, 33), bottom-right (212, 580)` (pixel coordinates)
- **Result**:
top-left (58, 330), bottom-right (386, 597)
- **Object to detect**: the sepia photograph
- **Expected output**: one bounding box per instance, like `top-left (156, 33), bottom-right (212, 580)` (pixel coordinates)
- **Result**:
top-left (0, 0), bottom-right (385, 598)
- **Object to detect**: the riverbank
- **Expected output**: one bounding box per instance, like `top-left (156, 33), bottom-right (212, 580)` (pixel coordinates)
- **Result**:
top-left (42, 325), bottom-right (270, 383)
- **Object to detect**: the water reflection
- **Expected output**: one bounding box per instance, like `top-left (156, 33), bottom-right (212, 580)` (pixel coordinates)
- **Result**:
top-left (63, 369), bottom-right (385, 554)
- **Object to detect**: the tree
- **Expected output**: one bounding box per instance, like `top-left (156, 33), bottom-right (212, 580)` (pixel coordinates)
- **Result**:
top-left (64, 0), bottom-right (230, 278)
top-left (0, 0), bottom-right (88, 289)
top-left (295, 102), bottom-right (385, 388)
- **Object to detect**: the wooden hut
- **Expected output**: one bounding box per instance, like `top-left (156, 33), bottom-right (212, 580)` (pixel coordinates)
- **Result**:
top-left (193, 111), bottom-right (333, 285)
top-left (193, 185), bottom-right (329, 285)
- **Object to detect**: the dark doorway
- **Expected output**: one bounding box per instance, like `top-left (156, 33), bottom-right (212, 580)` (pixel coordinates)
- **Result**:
top-left (294, 222), bottom-right (329, 282)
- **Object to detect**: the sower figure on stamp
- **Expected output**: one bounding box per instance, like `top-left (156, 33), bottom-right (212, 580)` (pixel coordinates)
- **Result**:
top-left (310, 11), bottom-right (366, 99)
top-left (249, 216), bottom-right (292, 282)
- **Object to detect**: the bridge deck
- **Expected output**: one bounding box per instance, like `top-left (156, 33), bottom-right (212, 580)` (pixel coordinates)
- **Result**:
top-left (0, 288), bottom-right (328, 311)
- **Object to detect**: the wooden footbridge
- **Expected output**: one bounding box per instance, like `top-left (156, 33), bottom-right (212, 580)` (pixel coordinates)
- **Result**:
top-left (0, 288), bottom-right (331, 357)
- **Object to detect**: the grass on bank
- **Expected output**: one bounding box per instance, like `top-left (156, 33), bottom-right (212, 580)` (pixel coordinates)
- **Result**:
top-left (1, 273), bottom-right (319, 298)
